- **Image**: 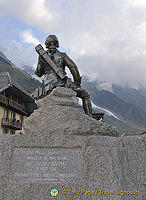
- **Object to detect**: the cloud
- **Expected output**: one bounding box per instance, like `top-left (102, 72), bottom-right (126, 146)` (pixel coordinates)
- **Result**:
top-left (2, 40), bottom-right (37, 69)
top-left (78, 54), bottom-right (146, 89)
top-left (20, 30), bottom-right (40, 46)
top-left (0, 0), bottom-right (60, 31)
top-left (53, 0), bottom-right (146, 88)
top-left (0, 43), bottom-right (6, 52)
top-left (133, 0), bottom-right (146, 6)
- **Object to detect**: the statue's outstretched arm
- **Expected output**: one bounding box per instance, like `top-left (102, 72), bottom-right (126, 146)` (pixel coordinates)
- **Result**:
top-left (64, 54), bottom-right (81, 85)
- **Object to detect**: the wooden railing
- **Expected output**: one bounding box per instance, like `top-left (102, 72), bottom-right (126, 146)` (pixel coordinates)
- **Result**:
top-left (1, 118), bottom-right (22, 130)
top-left (0, 93), bottom-right (8, 105)
top-left (0, 94), bottom-right (27, 115)
top-left (9, 99), bottom-right (27, 114)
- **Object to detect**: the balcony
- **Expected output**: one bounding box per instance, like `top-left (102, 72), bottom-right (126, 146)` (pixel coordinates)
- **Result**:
top-left (0, 93), bottom-right (8, 105)
top-left (9, 99), bottom-right (27, 115)
top-left (0, 94), bottom-right (27, 115)
top-left (1, 118), bottom-right (22, 130)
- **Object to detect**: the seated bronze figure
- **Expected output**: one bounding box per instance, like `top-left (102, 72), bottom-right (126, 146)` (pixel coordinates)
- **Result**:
top-left (33, 35), bottom-right (92, 116)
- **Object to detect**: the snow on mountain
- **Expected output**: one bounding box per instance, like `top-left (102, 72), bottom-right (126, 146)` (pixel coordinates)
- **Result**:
top-left (96, 81), bottom-right (114, 93)
top-left (22, 65), bottom-right (35, 75)
top-left (77, 98), bottom-right (119, 119)
top-left (0, 51), bottom-right (14, 66)
top-left (91, 102), bottom-right (119, 119)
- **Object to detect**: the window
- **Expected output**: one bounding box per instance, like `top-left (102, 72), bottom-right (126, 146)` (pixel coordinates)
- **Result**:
top-left (4, 109), bottom-right (9, 120)
top-left (11, 112), bottom-right (16, 120)
top-left (10, 130), bottom-right (15, 135)
top-left (3, 129), bottom-right (8, 134)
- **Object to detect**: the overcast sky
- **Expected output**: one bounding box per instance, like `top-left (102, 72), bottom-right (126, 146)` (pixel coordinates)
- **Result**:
top-left (0, 0), bottom-right (146, 89)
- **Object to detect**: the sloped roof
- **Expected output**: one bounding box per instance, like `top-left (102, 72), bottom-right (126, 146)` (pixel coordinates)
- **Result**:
top-left (0, 71), bottom-right (32, 98)
top-left (0, 72), bottom-right (37, 116)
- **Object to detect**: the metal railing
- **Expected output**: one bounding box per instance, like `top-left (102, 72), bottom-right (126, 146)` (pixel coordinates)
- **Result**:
top-left (1, 118), bottom-right (22, 130)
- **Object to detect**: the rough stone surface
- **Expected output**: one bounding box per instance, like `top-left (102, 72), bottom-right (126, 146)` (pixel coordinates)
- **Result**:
top-left (23, 87), bottom-right (120, 137)
top-left (0, 133), bottom-right (145, 200)
top-left (1, 87), bottom-right (144, 200)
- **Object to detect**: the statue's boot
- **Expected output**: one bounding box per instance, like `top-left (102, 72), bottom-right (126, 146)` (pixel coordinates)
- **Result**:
top-left (82, 98), bottom-right (93, 117)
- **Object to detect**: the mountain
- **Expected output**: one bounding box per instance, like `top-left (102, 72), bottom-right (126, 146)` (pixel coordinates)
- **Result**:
top-left (78, 101), bottom-right (144, 135)
top-left (82, 77), bottom-right (146, 129)
top-left (0, 53), bottom-right (40, 93)
top-left (22, 65), bottom-right (35, 75)
top-left (112, 84), bottom-right (146, 111)
top-left (139, 89), bottom-right (146, 97)
top-left (0, 51), bottom-right (14, 66)
top-left (104, 115), bottom-right (144, 135)
top-left (91, 100), bottom-right (145, 135)
top-left (0, 51), bottom-right (145, 132)
top-left (89, 103), bottom-right (144, 135)
top-left (96, 81), bottom-right (114, 93)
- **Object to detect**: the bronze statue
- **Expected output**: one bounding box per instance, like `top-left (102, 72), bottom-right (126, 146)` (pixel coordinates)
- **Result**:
top-left (33, 35), bottom-right (92, 116)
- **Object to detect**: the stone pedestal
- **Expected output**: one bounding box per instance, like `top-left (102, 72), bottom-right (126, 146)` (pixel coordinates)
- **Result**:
top-left (0, 133), bottom-right (145, 200)
top-left (0, 87), bottom-right (145, 200)
top-left (23, 87), bottom-right (119, 136)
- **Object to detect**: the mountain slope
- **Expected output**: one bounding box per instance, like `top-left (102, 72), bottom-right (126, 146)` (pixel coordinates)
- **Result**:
top-left (78, 101), bottom-right (143, 135)
top-left (82, 78), bottom-right (146, 129)
top-left (104, 115), bottom-right (144, 135)
top-left (0, 56), bottom-right (40, 93)
top-left (139, 89), bottom-right (146, 97)
top-left (0, 51), bottom-right (14, 66)
top-left (0, 52), bottom-right (145, 130)
top-left (22, 65), bottom-right (35, 75)
top-left (112, 84), bottom-right (146, 111)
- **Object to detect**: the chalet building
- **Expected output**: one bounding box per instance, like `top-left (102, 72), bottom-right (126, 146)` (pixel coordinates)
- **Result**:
top-left (0, 72), bottom-right (37, 134)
